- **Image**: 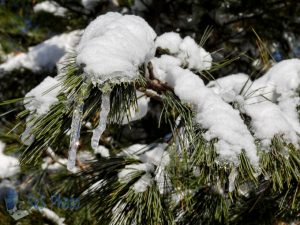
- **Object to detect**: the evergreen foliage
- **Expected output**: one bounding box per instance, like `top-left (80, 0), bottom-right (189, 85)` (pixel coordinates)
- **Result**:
top-left (0, 1), bottom-right (299, 225)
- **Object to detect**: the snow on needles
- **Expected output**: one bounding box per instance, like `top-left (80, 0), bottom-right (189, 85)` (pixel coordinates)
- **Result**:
top-left (33, 1), bottom-right (67, 17)
top-left (24, 76), bottom-right (61, 115)
top-left (118, 144), bottom-right (170, 193)
top-left (155, 32), bottom-right (183, 54)
top-left (0, 141), bottom-right (20, 178)
top-left (164, 67), bottom-right (258, 166)
top-left (244, 59), bottom-right (300, 148)
top-left (155, 32), bottom-right (212, 72)
top-left (208, 59), bottom-right (300, 149)
top-left (76, 12), bottom-right (156, 85)
top-left (121, 91), bottom-right (150, 124)
top-left (0, 30), bottom-right (81, 74)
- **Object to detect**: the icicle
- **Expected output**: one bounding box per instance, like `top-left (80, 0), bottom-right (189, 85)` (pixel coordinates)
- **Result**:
top-left (21, 119), bottom-right (35, 146)
top-left (67, 83), bottom-right (90, 171)
top-left (228, 168), bottom-right (238, 192)
top-left (67, 100), bottom-right (84, 171)
top-left (91, 92), bottom-right (111, 151)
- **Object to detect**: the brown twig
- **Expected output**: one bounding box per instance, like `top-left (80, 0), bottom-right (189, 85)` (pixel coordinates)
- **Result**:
top-left (146, 62), bottom-right (174, 93)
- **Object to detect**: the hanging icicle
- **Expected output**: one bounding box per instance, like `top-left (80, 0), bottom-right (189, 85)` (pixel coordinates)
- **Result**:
top-left (21, 119), bottom-right (35, 146)
top-left (67, 83), bottom-right (89, 171)
top-left (91, 92), bottom-right (111, 151)
top-left (67, 101), bottom-right (84, 171)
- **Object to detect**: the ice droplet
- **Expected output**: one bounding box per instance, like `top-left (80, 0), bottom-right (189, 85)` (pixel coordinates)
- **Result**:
top-left (67, 101), bottom-right (84, 171)
top-left (91, 93), bottom-right (111, 150)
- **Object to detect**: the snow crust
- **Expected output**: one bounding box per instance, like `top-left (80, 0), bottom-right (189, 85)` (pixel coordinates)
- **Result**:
top-left (0, 31), bottom-right (81, 73)
top-left (0, 141), bottom-right (20, 178)
top-left (76, 12), bottom-right (156, 85)
top-left (34, 1), bottom-right (67, 17)
top-left (24, 76), bottom-right (61, 115)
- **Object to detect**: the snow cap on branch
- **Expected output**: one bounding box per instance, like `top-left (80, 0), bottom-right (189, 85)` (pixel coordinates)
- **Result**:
top-left (0, 31), bottom-right (81, 74)
top-left (167, 67), bottom-right (258, 166)
top-left (76, 12), bottom-right (156, 85)
top-left (155, 32), bottom-right (183, 54)
top-left (155, 32), bottom-right (212, 72)
top-left (0, 141), bottom-right (19, 178)
top-left (34, 1), bottom-right (67, 17)
top-left (24, 76), bottom-right (61, 115)
top-left (208, 59), bottom-right (300, 149)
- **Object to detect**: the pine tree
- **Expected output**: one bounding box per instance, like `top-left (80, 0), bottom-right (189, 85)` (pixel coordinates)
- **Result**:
top-left (0, 1), bottom-right (300, 225)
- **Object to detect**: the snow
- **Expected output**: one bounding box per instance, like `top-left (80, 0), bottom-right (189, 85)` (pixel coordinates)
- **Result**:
top-left (177, 36), bottom-right (212, 71)
top-left (42, 157), bottom-right (67, 171)
top-left (0, 53), bottom-right (27, 73)
top-left (94, 145), bottom-right (110, 158)
top-left (118, 163), bottom-right (154, 193)
top-left (35, 208), bottom-right (65, 225)
top-left (76, 12), bottom-right (156, 85)
top-left (122, 91), bottom-right (150, 124)
top-left (0, 141), bottom-right (20, 178)
top-left (34, 1), bottom-right (67, 17)
top-left (151, 55), bottom-right (181, 81)
top-left (139, 143), bottom-right (170, 167)
top-left (244, 101), bottom-right (299, 147)
top-left (24, 76), bottom-right (61, 115)
top-left (165, 67), bottom-right (258, 166)
top-left (81, 0), bottom-right (105, 11)
top-left (155, 32), bottom-right (183, 54)
top-left (207, 73), bottom-right (251, 103)
top-left (119, 144), bottom-right (148, 156)
top-left (278, 94), bottom-right (300, 134)
top-left (261, 59), bottom-right (300, 95)
top-left (22, 76), bottom-right (61, 146)
top-left (207, 59), bottom-right (300, 149)
top-left (117, 162), bottom-right (154, 193)
top-left (154, 33), bottom-right (212, 72)
top-left (0, 31), bottom-right (81, 73)
top-left (246, 60), bottom-right (300, 147)
top-left (118, 143), bottom-right (170, 193)
top-left (133, 173), bottom-right (152, 193)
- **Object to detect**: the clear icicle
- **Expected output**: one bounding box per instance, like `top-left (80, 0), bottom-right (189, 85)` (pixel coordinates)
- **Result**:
top-left (228, 168), bottom-right (238, 192)
top-left (21, 118), bottom-right (35, 146)
top-left (91, 92), bottom-right (111, 151)
top-left (67, 101), bottom-right (84, 171)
